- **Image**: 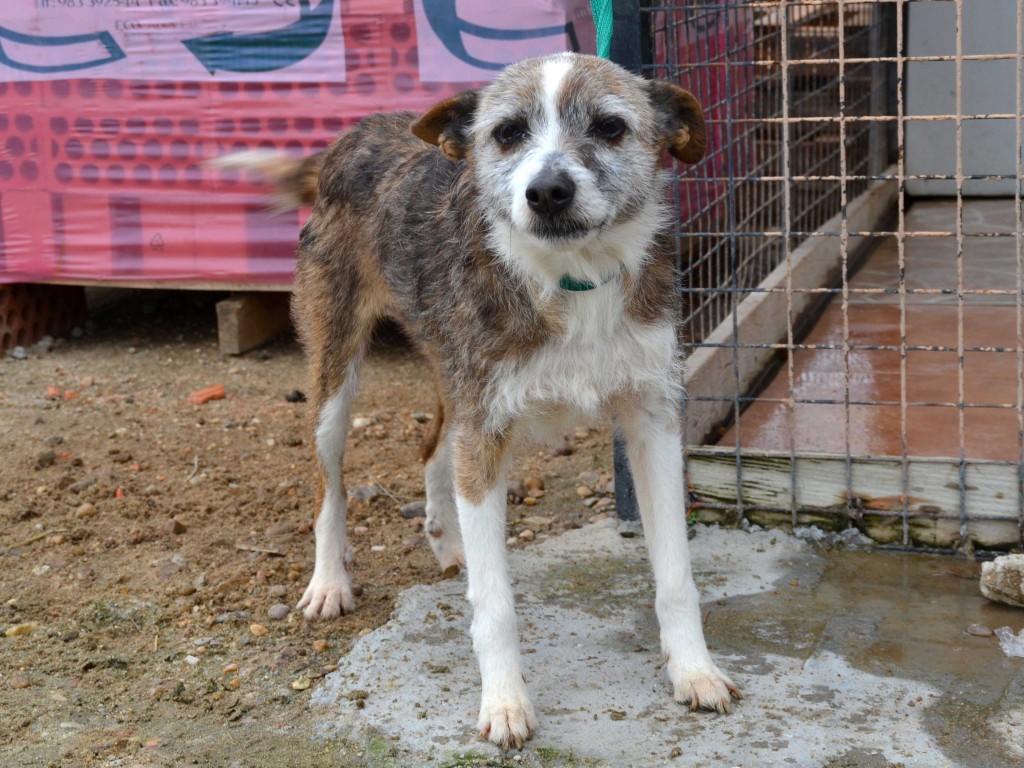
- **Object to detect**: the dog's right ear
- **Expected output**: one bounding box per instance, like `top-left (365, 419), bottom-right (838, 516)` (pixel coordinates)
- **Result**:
top-left (411, 90), bottom-right (480, 162)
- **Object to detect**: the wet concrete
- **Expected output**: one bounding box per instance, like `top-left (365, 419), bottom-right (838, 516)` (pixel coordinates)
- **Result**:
top-left (311, 522), bottom-right (1024, 767)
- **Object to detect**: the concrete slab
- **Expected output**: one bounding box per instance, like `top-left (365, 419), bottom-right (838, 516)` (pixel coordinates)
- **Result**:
top-left (311, 522), bottom-right (1023, 767)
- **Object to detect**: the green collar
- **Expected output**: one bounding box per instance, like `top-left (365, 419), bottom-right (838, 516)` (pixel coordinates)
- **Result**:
top-left (558, 274), bottom-right (598, 292)
top-left (558, 268), bottom-right (622, 292)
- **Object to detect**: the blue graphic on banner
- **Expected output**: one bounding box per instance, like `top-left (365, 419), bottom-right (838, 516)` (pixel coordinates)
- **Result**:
top-left (0, 25), bottom-right (126, 74)
top-left (421, 0), bottom-right (579, 71)
top-left (183, 0), bottom-right (334, 74)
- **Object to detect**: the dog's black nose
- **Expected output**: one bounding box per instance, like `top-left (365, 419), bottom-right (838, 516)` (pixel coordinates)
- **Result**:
top-left (525, 170), bottom-right (576, 216)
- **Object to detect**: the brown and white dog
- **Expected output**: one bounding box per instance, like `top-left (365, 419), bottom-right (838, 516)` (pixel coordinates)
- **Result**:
top-left (225, 52), bottom-right (739, 750)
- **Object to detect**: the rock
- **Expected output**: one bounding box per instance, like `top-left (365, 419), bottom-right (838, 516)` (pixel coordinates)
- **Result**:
top-left (518, 529), bottom-right (535, 542)
top-left (68, 476), bottom-right (98, 494)
top-left (35, 451), bottom-right (56, 469)
top-left (284, 390), bottom-right (306, 403)
top-left (249, 623), bottom-right (269, 637)
top-left (411, 412), bottom-right (432, 423)
top-left (352, 525), bottom-right (369, 535)
top-left (966, 624), bottom-right (994, 637)
top-left (5, 622), bottom-right (38, 637)
top-left (576, 471), bottom-right (600, 486)
top-left (11, 346), bottom-right (28, 360)
top-left (10, 674), bottom-right (31, 689)
top-left (523, 476), bottom-right (545, 493)
top-left (576, 485), bottom-right (595, 498)
top-left (348, 485), bottom-right (379, 504)
top-left (981, 555), bottom-right (1024, 608)
top-left (583, 497), bottom-right (600, 507)
top-left (43, 435), bottom-right (64, 447)
top-left (268, 584), bottom-right (287, 597)
top-left (184, 655), bottom-right (200, 666)
top-left (164, 518), bottom-right (187, 536)
top-left (507, 481), bottom-right (528, 504)
top-left (400, 500), bottom-right (427, 519)
top-left (522, 497), bottom-right (537, 507)
top-left (34, 336), bottom-right (54, 353)
top-left (351, 417), bottom-right (373, 429)
top-left (268, 604), bottom-right (290, 620)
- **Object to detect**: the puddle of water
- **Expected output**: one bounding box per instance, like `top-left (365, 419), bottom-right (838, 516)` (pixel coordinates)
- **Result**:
top-left (704, 549), bottom-right (1024, 768)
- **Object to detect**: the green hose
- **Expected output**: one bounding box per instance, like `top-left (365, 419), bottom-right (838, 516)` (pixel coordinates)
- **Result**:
top-left (590, 0), bottom-right (613, 59)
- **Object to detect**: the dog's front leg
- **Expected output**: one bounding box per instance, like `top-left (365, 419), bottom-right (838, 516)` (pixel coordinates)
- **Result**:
top-left (617, 394), bottom-right (741, 713)
top-left (452, 426), bottom-right (536, 750)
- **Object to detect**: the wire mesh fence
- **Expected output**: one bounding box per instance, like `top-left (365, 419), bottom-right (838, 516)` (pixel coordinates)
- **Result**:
top-left (642, 0), bottom-right (1024, 552)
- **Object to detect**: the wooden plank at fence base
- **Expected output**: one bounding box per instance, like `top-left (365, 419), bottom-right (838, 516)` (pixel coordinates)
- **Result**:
top-left (687, 446), bottom-right (1021, 551)
top-left (216, 293), bottom-right (292, 356)
top-left (682, 168), bottom-right (899, 446)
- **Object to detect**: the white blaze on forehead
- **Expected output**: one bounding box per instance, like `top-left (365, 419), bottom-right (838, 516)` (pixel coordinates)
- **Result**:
top-left (509, 56), bottom-right (574, 230)
top-left (539, 55), bottom-right (573, 154)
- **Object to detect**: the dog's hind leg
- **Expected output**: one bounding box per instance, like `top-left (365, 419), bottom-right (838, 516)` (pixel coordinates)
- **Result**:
top-left (294, 263), bottom-right (380, 621)
top-left (616, 392), bottom-right (741, 714)
top-left (297, 353), bottom-right (363, 621)
top-left (421, 400), bottom-right (465, 577)
top-left (452, 423), bottom-right (536, 751)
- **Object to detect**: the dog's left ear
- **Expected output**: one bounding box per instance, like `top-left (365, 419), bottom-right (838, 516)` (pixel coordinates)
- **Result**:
top-left (411, 89), bottom-right (481, 162)
top-left (645, 81), bottom-right (706, 164)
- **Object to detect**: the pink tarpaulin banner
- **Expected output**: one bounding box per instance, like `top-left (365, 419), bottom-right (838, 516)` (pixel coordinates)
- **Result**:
top-left (0, 0), bottom-right (596, 286)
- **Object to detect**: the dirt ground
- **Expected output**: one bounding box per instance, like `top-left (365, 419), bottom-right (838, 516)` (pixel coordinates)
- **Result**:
top-left (0, 289), bottom-right (617, 767)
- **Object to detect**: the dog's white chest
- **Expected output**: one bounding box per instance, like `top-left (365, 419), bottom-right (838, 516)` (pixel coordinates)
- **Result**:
top-left (485, 284), bottom-right (679, 439)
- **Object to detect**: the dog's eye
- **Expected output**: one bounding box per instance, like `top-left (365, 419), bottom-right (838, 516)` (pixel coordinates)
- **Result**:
top-left (592, 116), bottom-right (627, 141)
top-left (493, 121), bottom-right (527, 147)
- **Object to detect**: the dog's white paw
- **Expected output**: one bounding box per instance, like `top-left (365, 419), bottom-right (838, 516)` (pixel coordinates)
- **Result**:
top-left (296, 563), bottom-right (355, 621)
top-left (425, 518), bottom-right (465, 578)
top-left (669, 660), bottom-right (742, 714)
top-left (478, 692), bottom-right (537, 751)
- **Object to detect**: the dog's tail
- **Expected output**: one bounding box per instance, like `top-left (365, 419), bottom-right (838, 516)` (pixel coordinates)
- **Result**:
top-left (207, 149), bottom-right (324, 210)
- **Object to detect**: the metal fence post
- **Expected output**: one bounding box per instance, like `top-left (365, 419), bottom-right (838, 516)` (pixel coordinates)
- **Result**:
top-left (608, 0), bottom-right (648, 523)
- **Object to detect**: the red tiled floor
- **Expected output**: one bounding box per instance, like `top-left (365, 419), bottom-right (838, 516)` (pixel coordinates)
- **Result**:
top-left (720, 201), bottom-right (1024, 461)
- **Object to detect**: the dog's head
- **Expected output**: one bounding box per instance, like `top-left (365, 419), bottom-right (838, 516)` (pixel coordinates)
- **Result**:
top-left (412, 53), bottom-right (705, 284)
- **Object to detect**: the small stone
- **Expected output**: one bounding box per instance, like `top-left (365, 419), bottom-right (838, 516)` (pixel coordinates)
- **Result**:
top-left (576, 485), bottom-right (595, 498)
top-left (36, 451), bottom-right (56, 469)
top-left (348, 485), bottom-right (379, 504)
top-left (68, 476), bottom-right (98, 494)
top-left (284, 390), bottom-right (306, 403)
top-left (576, 471), bottom-right (600, 486)
top-left (351, 417), bottom-right (373, 429)
top-left (268, 584), bottom-right (287, 597)
top-left (523, 476), bottom-right (545, 493)
top-left (164, 518), bottom-right (187, 536)
top-left (249, 623), bottom-right (268, 637)
top-left (506, 536), bottom-right (517, 546)
top-left (290, 677), bottom-right (311, 691)
top-left (981, 554), bottom-right (1024, 608)
top-left (10, 674), bottom-right (30, 689)
top-left (370, 545), bottom-right (386, 553)
top-left (268, 604), bottom-right (290, 620)
top-left (518, 529), bottom-right (535, 542)
top-left (5, 622), bottom-right (38, 637)
top-left (583, 497), bottom-right (600, 507)
top-left (966, 624), bottom-right (994, 637)
top-left (411, 412), bottom-right (432, 423)
top-left (400, 500), bottom-right (427, 519)
top-left (522, 497), bottom-right (537, 507)
top-left (43, 435), bottom-right (64, 447)
top-left (184, 655), bottom-right (200, 666)
top-left (11, 346), bottom-right (28, 360)
top-left (353, 525), bottom-right (369, 535)
top-left (313, 639), bottom-right (330, 653)
top-left (75, 502), bottom-right (97, 519)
